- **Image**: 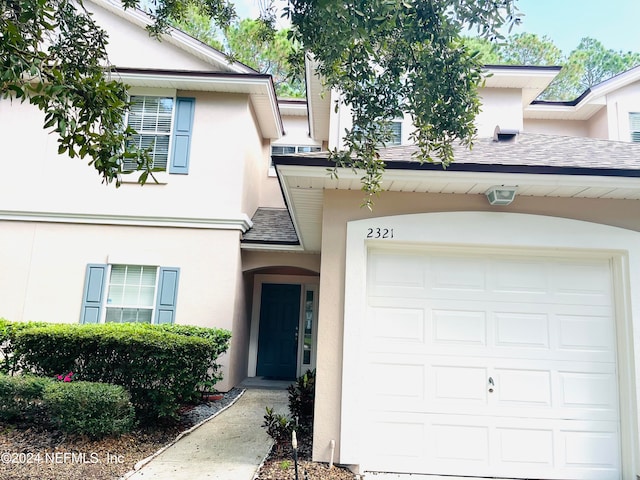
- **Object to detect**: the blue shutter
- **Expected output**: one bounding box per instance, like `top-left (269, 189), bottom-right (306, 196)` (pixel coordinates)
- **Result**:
top-left (80, 264), bottom-right (107, 324)
top-left (155, 267), bottom-right (180, 324)
top-left (169, 97), bottom-right (195, 174)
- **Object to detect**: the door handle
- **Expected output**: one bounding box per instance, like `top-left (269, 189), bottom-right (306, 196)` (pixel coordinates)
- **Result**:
top-left (488, 376), bottom-right (494, 393)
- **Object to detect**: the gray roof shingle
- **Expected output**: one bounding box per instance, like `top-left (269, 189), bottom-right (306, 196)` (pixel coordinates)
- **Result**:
top-left (242, 208), bottom-right (299, 245)
top-left (379, 132), bottom-right (640, 171)
top-left (279, 132), bottom-right (640, 174)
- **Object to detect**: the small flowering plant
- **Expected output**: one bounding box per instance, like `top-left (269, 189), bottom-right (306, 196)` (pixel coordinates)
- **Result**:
top-left (55, 371), bottom-right (75, 382)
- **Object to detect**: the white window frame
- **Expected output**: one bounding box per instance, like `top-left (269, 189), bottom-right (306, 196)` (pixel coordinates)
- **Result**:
top-left (269, 144), bottom-right (323, 176)
top-left (630, 112), bottom-right (640, 143)
top-left (122, 88), bottom-right (177, 182)
top-left (102, 264), bottom-right (160, 324)
top-left (389, 120), bottom-right (402, 145)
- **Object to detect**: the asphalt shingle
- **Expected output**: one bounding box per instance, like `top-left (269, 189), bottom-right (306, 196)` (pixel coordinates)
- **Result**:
top-left (242, 208), bottom-right (299, 245)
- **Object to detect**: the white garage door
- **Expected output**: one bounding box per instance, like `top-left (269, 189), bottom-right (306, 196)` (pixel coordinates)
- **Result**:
top-left (359, 248), bottom-right (621, 479)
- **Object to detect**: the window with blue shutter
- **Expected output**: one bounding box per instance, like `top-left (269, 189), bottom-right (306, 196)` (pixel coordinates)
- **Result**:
top-left (79, 264), bottom-right (180, 324)
top-left (169, 97), bottom-right (195, 174)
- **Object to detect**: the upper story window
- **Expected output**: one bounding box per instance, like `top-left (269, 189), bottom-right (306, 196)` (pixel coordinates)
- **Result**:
top-left (630, 112), bottom-right (640, 143)
top-left (124, 93), bottom-right (196, 175)
top-left (271, 145), bottom-right (322, 155)
top-left (126, 96), bottom-right (174, 171)
top-left (390, 121), bottom-right (402, 145)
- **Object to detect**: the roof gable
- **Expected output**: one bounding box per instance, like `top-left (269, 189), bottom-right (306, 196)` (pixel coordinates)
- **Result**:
top-left (87, 0), bottom-right (255, 74)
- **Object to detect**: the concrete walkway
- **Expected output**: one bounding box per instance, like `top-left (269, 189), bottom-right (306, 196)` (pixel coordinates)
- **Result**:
top-left (124, 387), bottom-right (289, 480)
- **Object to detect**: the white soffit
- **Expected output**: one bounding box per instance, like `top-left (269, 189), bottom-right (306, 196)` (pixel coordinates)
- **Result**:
top-left (277, 164), bottom-right (640, 252)
top-left (482, 66), bottom-right (561, 105)
top-left (525, 96), bottom-right (607, 120)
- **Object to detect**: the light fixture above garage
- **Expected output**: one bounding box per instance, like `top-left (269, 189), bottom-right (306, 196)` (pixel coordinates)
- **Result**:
top-left (485, 186), bottom-right (517, 206)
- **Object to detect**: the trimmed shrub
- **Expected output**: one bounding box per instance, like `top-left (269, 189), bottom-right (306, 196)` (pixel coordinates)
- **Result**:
top-left (0, 318), bottom-right (49, 375)
top-left (0, 373), bottom-right (52, 424)
top-left (11, 322), bottom-right (231, 423)
top-left (43, 381), bottom-right (135, 438)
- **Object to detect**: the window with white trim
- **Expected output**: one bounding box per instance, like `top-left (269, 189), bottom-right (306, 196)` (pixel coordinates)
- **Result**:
top-left (630, 112), bottom-right (640, 143)
top-left (126, 96), bottom-right (174, 171)
top-left (80, 264), bottom-right (180, 325)
top-left (105, 265), bottom-right (158, 323)
top-left (271, 145), bottom-right (322, 155)
top-left (123, 94), bottom-right (195, 175)
top-left (390, 121), bottom-right (402, 145)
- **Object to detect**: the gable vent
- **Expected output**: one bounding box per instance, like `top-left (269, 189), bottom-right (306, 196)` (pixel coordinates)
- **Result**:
top-left (493, 126), bottom-right (519, 143)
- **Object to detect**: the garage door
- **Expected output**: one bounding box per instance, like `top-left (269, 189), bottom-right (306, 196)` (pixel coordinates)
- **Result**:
top-left (358, 248), bottom-right (621, 479)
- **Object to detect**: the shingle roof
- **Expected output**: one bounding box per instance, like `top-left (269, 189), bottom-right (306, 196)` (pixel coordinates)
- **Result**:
top-left (377, 133), bottom-right (640, 172)
top-left (242, 208), bottom-right (299, 245)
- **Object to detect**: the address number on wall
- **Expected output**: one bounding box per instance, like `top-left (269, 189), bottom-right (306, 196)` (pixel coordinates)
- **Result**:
top-left (366, 228), bottom-right (394, 239)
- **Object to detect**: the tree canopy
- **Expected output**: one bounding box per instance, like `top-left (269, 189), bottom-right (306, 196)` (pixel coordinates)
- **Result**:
top-left (1, 0), bottom-right (522, 201)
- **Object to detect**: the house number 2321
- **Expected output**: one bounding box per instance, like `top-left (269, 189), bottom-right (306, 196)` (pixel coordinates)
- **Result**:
top-left (366, 228), bottom-right (394, 239)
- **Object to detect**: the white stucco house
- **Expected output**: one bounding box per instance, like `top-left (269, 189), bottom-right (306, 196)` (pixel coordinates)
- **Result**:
top-left (3, 1), bottom-right (640, 478)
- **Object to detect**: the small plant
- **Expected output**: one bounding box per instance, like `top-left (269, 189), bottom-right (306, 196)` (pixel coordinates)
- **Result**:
top-left (262, 406), bottom-right (293, 453)
top-left (287, 369), bottom-right (315, 435)
top-left (279, 460), bottom-right (292, 470)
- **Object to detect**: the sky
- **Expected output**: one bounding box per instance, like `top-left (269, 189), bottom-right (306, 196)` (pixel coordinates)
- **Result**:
top-left (233, 0), bottom-right (640, 55)
top-left (513, 0), bottom-right (640, 54)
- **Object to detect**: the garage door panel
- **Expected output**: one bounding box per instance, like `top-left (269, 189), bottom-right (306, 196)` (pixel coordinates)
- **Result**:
top-left (495, 311), bottom-right (550, 348)
top-left (558, 314), bottom-right (617, 356)
top-left (432, 365), bottom-right (489, 402)
top-left (492, 259), bottom-right (549, 294)
top-left (370, 306), bottom-right (425, 343)
top-left (559, 371), bottom-right (619, 411)
top-left (432, 308), bottom-right (487, 345)
top-left (496, 427), bottom-right (554, 465)
top-left (562, 429), bottom-right (620, 471)
top-left (494, 368), bottom-right (552, 406)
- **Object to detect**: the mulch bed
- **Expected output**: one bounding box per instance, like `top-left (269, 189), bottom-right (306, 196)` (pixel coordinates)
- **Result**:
top-left (0, 389), bottom-right (358, 480)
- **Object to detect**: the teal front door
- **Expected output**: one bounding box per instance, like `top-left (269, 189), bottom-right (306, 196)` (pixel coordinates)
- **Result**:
top-left (256, 283), bottom-right (301, 380)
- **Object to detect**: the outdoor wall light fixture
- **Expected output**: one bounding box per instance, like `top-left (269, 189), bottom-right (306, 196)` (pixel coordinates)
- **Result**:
top-left (485, 186), bottom-right (517, 206)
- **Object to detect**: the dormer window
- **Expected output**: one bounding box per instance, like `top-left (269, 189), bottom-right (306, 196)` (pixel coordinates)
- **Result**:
top-left (630, 113), bottom-right (640, 143)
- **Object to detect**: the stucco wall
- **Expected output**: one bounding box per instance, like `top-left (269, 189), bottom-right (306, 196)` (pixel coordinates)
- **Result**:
top-left (86, 1), bottom-right (218, 72)
top-left (0, 91), bottom-right (257, 220)
top-left (476, 88), bottom-right (523, 137)
top-left (605, 81), bottom-right (640, 142)
top-left (523, 118), bottom-right (589, 137)
top-left (312, 188), bottom-right (640, 464)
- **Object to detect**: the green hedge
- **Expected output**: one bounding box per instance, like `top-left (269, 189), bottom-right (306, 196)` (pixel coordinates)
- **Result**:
top-left (0, 373), bottom-right (51, 424)
top-left (0, 319), bottom-right (49, 375)
top-left (43, 381), bottom-right (135, 438)
top-left (0, 373), bottom-right (135, 438)
top-left (4, 321), bottom-right (231, 423)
